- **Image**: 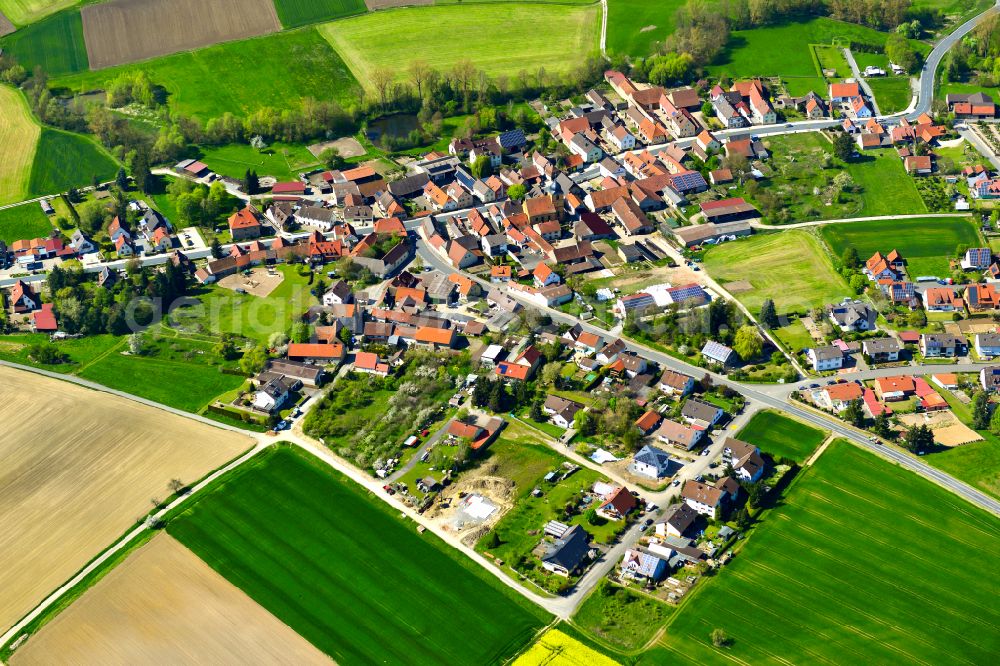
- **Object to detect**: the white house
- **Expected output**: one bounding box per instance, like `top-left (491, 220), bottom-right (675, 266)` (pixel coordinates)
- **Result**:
top-left (322, 280), bottom-right (353, 306)
top-left (807, 345), bottom-right (843, 372)
top-left (253, 377), bottom-right (295, 413)
top-left (630, 444), bottom-right (672, 479)
top-left (975, 332), bottom-right (1000, 359)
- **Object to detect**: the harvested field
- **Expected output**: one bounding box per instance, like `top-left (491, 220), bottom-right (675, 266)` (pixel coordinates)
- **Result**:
top-left (0, 366), bottom-right (251, 632)
top-left (365, 0), bottom-right (431, 9)
top-left (216, 267), bottom-right (284, 298)
top-left (0, 84), bottom-right (40, 206)
top-left (0, 10), bottom-right (13, 35)
top-left (308, 136), bottom-right (365, 158)
top-left (10, 534), bottom-right (331, 665)
top-left (81, 0), bottom-right (281, 69)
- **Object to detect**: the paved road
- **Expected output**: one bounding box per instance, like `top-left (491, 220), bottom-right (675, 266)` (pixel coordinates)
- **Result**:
top-left (750, 212), bottom-right (972, 230)
top-left (843, 47), bottom-right (882, 116)
top-left (415, 234), bottom-right (1000, 517)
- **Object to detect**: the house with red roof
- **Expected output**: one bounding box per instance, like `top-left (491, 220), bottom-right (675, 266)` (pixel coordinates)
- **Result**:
top-left (597, 485), bottom-right (638, 520)
top-left (31, 303), bottom-right (58, 332)
top-left (228, 207), bottom-right (262, 241)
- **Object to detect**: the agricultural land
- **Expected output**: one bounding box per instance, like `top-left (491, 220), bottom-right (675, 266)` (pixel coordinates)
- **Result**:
top-left (0, 84), bottom-right (39, 206)
top-left (273, 0), bottom-right (366, 29)
top-left (0, 0), bottom-right (75, 26)
top-left (820, 216), bottom-right (982, 278)
top-left (735, 410), bottom-right (827, 463)
top-left (703, 230), bottom-right (848, 312)
top-left (0, 366), bottom-right (251, 632)
top-left (10, 534), bottom-right (332, 666)
top-left (167, 446), bottom-right (550, 665)
top-left (651, 443), bottom-right (1000, 663)
top-left (27, 128), bottom-right (119, 197)
top-left (0, 9), bottom-right (89, 76)
top-left (319, 3), bottom-right (600, 90)
top-left (51, 27), bottom-right (362, 118)
top-left (81, 0), bottom-right (282, 69)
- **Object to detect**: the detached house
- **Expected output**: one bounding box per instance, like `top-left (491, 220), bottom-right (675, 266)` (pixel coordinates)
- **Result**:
top-left (862, 337), bottom-right (902, 363)
top-left (722, 438), bottom-right (764, 482)
top-left (920, 334), bottom-right (965, 358)
top-left (655, 418), bottom-right (704, 450)
top-left (681, 399), bottom-right (724, 429)
top-left (807, 345), bottom-right (844, 372)
top-left (543, 395), bottom-right (584, 429)
top-left (631, 444), bottom-right (672, 479)
top-left (658, 369), bottom-right (695, 397)
top-left (682, 477), bottom-right (739, 517)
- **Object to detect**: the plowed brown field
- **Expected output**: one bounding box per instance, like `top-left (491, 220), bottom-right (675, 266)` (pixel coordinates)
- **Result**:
top-left (81, 0), bottom-right (281, 69)
top-left (0, 366), bottom-right (251, 632)
top-left (10, 534), bottom-right (331, 665)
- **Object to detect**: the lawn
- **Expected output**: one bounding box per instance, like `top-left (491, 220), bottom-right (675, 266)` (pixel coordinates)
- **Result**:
top-left (28, 127), bottom-right (119, 196)
top-left (773, 320), bottom-right (815, 354)
top-left (703, 230), bottom-right (849, 313)
top-left (813, 44), bottom-right (850, 78)
top-left (77, 347), bottom-right (245, 413)
top-left (735, 410), bottom-right (827, 463)
top-left (197, 142), bottom-right (321, 181)
top-left (169, 264), bottom-right (314, 342)
top-left (271, 0), bottom-right (365, 29)
top-left (707, 18), bottom-right (926, 82)
top-left (52, 27), bottom-right (362, 119)
top-left (820, 215), bottom-right (981, 278)
top-left (0, 333), bottom-right (120, 373)
top-left (0, 8), bottom-right (88, 76)
top-left (0, 202), bottom-right (52, 243)
top-left (605, 0), bottom-right (693, 57)
top-left (867, 76), bottom-right (913, 113)
top-left (572, 580), bottom-right (673, 651)
top-left (845, 149), bottom-right (927, 217)
top-left (0, 84), bottom-right (40, 206)
top-left (320, 3), bottom-right (600, 91)
top-left (168, 445), bottom-right (549, 665)
top-left (851, 50), bottom-right (889, 72)
top-left (654, 442), bottom-right (1000, 663)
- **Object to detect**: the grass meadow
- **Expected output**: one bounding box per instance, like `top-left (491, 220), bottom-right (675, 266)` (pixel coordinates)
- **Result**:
top-left (651, 442), bottom-right (1000, 663)
top-left (820, 216), bottom-right (981, 278)
top-left (28, 128), bottom-right (119, 196)
top-left (272, 0), bottom-right (365, 29)
top-left (0, 85), bottom-right (40, 206)
top-left (867, 76), bottom-right (914, 113)
top-left (605, 0), bottom-right (693, 57)
top-left (735, 410), bottom-right (827, 463)
top-left (320, 4), bottom-right (600, 91)
top-left (168, 446), bottom-right (550, 665)
top-left (197, 142), bottom-right (321, 181)
top-left (845, 149), bottom-right (927, 216)
top-left (0, 203), bottom-right (53, 243)
top-left (52, 27), bottom-right (362, 119)
top-left (703, 230), bottom-right (848, 313)
top-left (0, 8), bottom-right (88, 75)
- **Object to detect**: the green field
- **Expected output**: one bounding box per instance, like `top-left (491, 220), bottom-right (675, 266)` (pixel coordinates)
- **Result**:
top-left (170, 264), bottom-right (313, 343)
top-left (846, 149), bottom-right (927, 217)
top-left (0, 8), bottom-right (88, 76)
top-left (820, 216), bottom-right (981, 278)
top-left (168, 445), bottom-right (549, 665)
top-left (736, 410), bottom-right (827, 463)
top-left (28, 128), bottom-right (119, 196)
top-left (813, 44), bottom-right (850, 78)
top-left (707, 18), bottom-right (926, 91)
top-left (320, 4), bottom-right (600, 91)
top-left (605, 0), bottom-right (691, 57)
top-left (867, 76), bottom-right (913, 114)
top-left (773, 319), bottom-right (815, 354)
top-left (573, 581), bottom-right (673, 651)
top-left (52, 27), bottom-right (361, 119)
top-left (0, 202), bottom-right (53, 243)
top-left (0, 333), bottom-right (120, 373)
top-left (652, 442), bottom-right (1000, 663)
top-left (703, 230), bottom-right (848, 313)
top-left (272, 0), bottom-right (365, 28)
top-left (851, 50), bottom-right (890, 72)
top-left (77, 351), bottom-right (245, 412)
top-left (198, 142), bottom-right (321, 181)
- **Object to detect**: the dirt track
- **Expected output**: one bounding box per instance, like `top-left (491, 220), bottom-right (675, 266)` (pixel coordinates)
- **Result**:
top-left (81, 0), bottom-right (281, 69)
top-left (10, 534), bottom-right (331, 665)
top-left (0, 366), bottom-right (251, 632)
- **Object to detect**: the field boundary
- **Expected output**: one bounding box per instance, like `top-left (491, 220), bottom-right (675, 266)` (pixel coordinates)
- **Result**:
top-left (0, 439), bottom-right (268, 652)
